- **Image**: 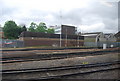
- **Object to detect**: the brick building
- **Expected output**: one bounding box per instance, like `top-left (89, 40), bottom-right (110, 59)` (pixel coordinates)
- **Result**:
top-left (19, 31), bottom-right (84, 47)
top-left (50, 25), bottom-right (77, 35)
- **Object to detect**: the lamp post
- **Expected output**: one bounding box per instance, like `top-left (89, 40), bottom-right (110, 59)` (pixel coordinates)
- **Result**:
top-left (77, 33), bottom-right (79, 47)
top-left (77, 32), bottom-right (81, 47)
top-left (65, 28), bottom-right (67, 47)
top-left (59, 10), bottom-right (62, 47)
top-left (60, 26), bottom-right (62, 47)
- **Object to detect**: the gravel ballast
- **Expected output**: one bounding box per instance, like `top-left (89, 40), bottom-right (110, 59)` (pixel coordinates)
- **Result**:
top-left (2, 53), bottom-right (119, 70)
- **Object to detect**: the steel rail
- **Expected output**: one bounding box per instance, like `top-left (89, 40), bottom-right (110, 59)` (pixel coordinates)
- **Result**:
top-left (2, 50), bottom-right (119, 64)
top-left (40, 67), bottom-right (119, 79)
top-left (2, 61), bottom-right (120, 74)
top-left (1, 47), bottom-right (99, 51)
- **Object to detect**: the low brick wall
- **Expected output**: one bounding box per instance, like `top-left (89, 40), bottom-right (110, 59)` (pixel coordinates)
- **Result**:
top-left (20, 37), bottom-right (84, 47)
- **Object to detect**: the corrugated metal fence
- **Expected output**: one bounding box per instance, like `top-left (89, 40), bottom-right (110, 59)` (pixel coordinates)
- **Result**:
top-left (1, 39), bottom-right (24, 48)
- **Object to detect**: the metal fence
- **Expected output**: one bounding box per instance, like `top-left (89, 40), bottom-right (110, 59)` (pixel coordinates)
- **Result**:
top-left (1, 39), bottom-right (24, 48)
top-left (0, 39), bottom-right (120, 48)
top-left (84, 42), bottom-right (120, 48)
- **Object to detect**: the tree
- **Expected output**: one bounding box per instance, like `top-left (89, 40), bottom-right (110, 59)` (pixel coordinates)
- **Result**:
top-left (21, 25), bottom-right (27, 32)
top-left (28, 22), bottom-right (37, 32)
top-left (17, 26), bottom-right (22, 37)
top-left (36, 22), bottom-right (47, 33)
top-left (16, 25), bottom-right (27, 37)
top-left (47, 28), bottom-right (55, 34)
top-left (3, 20), bottom-right (20, 39)
top-left (28, 22), bottom-right (55, 34)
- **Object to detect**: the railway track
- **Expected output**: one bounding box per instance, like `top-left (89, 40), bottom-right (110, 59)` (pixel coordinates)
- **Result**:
top-left (1, 47), bottom-right (98, 51)
top-left (2, 49), bottom-right (119, 64)
top-left (2, 61), bottom-right (120, 79)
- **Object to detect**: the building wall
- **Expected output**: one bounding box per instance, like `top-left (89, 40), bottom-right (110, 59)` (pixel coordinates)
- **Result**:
top-left (49, 25), bottom-right (76, 35)
top-left (84, 37), bottom-right (96, 42)
top-left (49, 25), bottom-right (61, 34)
top-left (99, 38), bottom-right (107, 42)
top-left (108, 34), bottom-right (116, 42)
top-left (115, 31), bottom-right (120, 42)
top-left (84, 37), bottom-right (97, 47)
top-left (19, 37), bottom-right (84, 47)
top-left (83, 33), bottom-right (117, 47)
top-left (61, 25), bottom-right (76, 35)
top-left (116, 38), bottom-right (120, 42)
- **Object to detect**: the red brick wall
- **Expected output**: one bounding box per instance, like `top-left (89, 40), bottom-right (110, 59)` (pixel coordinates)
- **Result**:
top-left (20, 37), bottom-right (84, 47)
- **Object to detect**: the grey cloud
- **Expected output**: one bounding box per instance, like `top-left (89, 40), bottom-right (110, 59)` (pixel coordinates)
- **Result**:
top-left (29, 10), bottom-right (49, 17)
top-left (0, 0), bottom-right (18, 16)
top-left (91, 2), bottom-right (118, 31)
top-left (91, 2), bottom-right (118, 19)
top-left (1, 7), bottom-right (17, 16)
top-left (103, 18), bottom-right (118, 30)
top-left (16, 10), bottom-right (58, 26)
top-left (61, 10), bottom-right (82, 25)
top-left (53, 1), bottom-right (118, 33)
top-left (0, 0), bottom-right (21, 26)
top-left (0, 0), bottom-right (118, 33)
top-left (118, 1), bottom-right (120, 31)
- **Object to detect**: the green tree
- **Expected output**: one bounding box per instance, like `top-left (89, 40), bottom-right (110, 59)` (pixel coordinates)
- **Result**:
top-left (3, 20), bottom-right (20, 39)
top-left (47, 28), bottom-right (55, 34)
top-left (28, 22), bottom-right (55, 34)
top-left (17, 26), bottom-right (23, 36)
top-left (36, 22), bottom-right (47, 33)
top-left (21, 25), bottom-right (27, 32)
top-left (28, 22), bottom-right (37, 32)
top-left (17, 25), bottom-right (27, 37)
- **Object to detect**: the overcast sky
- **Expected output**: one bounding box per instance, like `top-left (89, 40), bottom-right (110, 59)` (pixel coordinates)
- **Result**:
top-left (0, 0), bottom-right (119, 33)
